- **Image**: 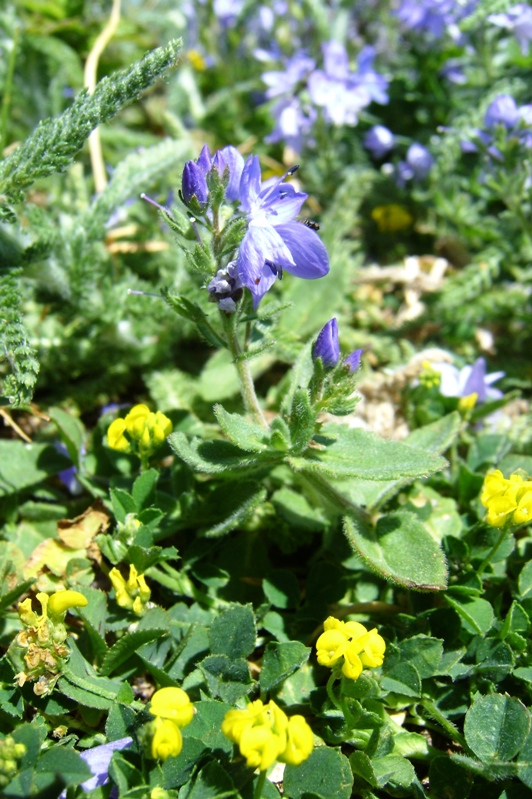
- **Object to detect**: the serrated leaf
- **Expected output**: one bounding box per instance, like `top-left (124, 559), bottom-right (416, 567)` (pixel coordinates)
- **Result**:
top-left (209, 604), bottom-right (256, 658)
top-left (344, 510), bottom-right (448, 591)
top-left (100, 628), bottom-right (167, 676)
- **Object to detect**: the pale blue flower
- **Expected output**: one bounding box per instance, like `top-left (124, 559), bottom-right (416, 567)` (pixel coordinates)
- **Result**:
top-left (434, 358), bottom-right (504, 402)
top-left (364, 125), bottom-right (395, 158)
top-left (236, 158), bottom-right (329, 305)
top-left (59, 738), bottom-right (133, 797)
top-left (489, 4), bottom-right (532, 55)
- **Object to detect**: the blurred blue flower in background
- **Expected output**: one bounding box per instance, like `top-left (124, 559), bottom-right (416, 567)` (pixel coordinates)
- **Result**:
top-left (364, 125), bottom-right (395, 159)
top-left (434, 357), bottom-right (504, 402)
top-left (489, 4), bottom-right (532, 55)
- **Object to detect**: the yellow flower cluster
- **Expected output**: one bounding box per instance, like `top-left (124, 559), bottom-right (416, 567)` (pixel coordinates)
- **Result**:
top-left (481, 469), bottom-right (532, 528)
top-left (371, 204), bottom-right (413, 233)
top-left (0, 736), bottom-right (27, 788)
top-left (222, 699), bottom-right (313, 771)
top-left (8, 591), bottom-right (87, 695)
top-left (149, 687), bottom-right (195, 760)
top-left (316, 617), bottom-right (386, 680)
top-left (109, 564), bottom-right (151, 615)
top-left (107, 404), bottom-right (172, 460)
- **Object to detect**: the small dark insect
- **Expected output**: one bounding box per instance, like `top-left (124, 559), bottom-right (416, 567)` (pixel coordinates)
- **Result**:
top-left (267, 262), bottom-right (283, 280)
top-left (300, 218), bottom-right (320, 230)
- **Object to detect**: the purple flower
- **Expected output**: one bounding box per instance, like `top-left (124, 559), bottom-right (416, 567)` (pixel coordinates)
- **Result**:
top-left (59, 738), bottom-right (132, 797)
top-left (313, 318), bottom-right (363, 372)
top-left (406, 143), bottom-right (434, 179)
top-left (265, 98), bottom-right (317, 152)
top-left (313, 318), bottom-right (340, 368)
top-left (489, 4), bottom-right (532, 55)
top-left (484, 95), bottom-right (519, 130)
top-left (236, 158), bottom-right (329, 305)
top-left (396, 143), bottom-right (433, 186)
top-left (181, 145), bottom-right (245, 207)
top-left (262, 53), bottom-right (316, 99)
top-left (345, 348), bottom-right (363, 372)
top-left (395, 0), bottom-right (478, 41)
top-left (364, 125), bottom-right (395, 158)
top-left (308, 42), bottom-right (388, 127)
top-left (434, 357), bottom-right (504, 402)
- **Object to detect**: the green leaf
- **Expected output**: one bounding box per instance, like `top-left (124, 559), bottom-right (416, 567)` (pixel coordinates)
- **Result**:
top-left (200, 484), bottom-right (267, 539)
top-left (344, 510), bottom-right (448, 591)
top-left (395, 636), bottom-right (443, 679)
top-left (185, 761), bottom-right (240, 799)
top-left (428, 756), bottom-right (473, 799)
top-left (0, 440), bottom-right (69, 496)
top-left (343, 412), bottom-right (463, 509)
top-left (100, 627), bottom-right (167, 676)
top-left (35, 747), bottom-right (92, 785)
top-left (161, 737), bottom-right (208, 789)
top-left (209, 604), bottom-right (256, 659)
top-left (214, 404), bottom-right (271, 452)
top-left (283, 747), bottom-right (354, 799)
top-left (464, 694), bottom-right (530, 762)
top-left (445, 595), bottom-right (494, 635)
top-left (131, 469), bottom-right (159, 509)
top-left (0, 39), bottom-right (182, 202)
top-left (48, 407), bottom-right (84, 467)
top-left (289, 424), bottom-right (447, 481)
top-left (381, 663), bottom-right (421, 698)
top-left (110, 488), bottom-right (137, 522)
top-left (106, 704), bottom-right (136, 741)
top-left (198, 655), bottom-right (252, 704)
top-left (259, 642), bottom-right (311, 694)
top-left (263, 569), bottom-right (301, 609)
top-left (169, 432), bottom-right (278, 476)
top-left (519, 561), bottom-right (532, 599)
top-left (517, 730), bottom-right (532, 788)
top-left (182, 699), bottom-right (234, 754)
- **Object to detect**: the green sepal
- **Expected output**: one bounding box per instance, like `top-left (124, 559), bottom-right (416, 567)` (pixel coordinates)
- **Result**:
top-left (288, 388), bottom-right (317, 454)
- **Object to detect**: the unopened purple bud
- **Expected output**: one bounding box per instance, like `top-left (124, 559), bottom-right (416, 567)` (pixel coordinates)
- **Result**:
top-left (182, 161), bottom-right (209, 206)
top-left (406, 143), bottom-right (434, 179)
top-left (364, 125), bottom-right (395, 159)
top-left (313, 318), bottom-right (340, 368)
top-left (345, 348), bottom-right (363, 373)
top-left (485, 94), bottom-right (518, 130)
top-left (196, 144), bottom-right (212, 173)
top-left (211, 150), bottom-right (226, 175)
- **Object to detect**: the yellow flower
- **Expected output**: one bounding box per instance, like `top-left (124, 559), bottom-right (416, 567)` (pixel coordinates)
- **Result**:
top-left (107, 418), bottom-right (131, 452)
top-left (316, 616), bottom-right (386, 681)
top-left (222, 699), bottom-right (309, 772)
top-left (107, 405), bottom-right (172, 460)
top-left (48, 590), bottom-right (88, 620)
top-left (480, 469), bottom-right (532, 528)
top-left (371, 204), bottom-right (413, 233)
top-left (316, 629), bottom-right (349, 667)
top-left (109, 564), bottom-right (151, 614)
top-left (458, 393), bottom-right (478, 414)
top-left (151, 717), bottom-right (182, 760)
top-left (150, 687), bottom-right (194, 728)
top-left (279, 715), bottom-right (314, 766)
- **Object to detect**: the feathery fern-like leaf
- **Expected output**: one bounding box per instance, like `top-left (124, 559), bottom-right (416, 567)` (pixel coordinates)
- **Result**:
top-left (0, 267), bottom-right (39, 407)
top-left (0, 38), bottom-right (182, 204)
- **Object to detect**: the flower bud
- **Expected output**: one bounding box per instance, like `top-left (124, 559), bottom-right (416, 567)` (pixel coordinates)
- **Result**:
top-left (181, 161), bottom-right (209, 207)
top-left (48, 590), bottom-right (88, 620)
top-left (313, 318), bottom-right (339, 368)
top-left (151, 717), bottom-right (183, 760)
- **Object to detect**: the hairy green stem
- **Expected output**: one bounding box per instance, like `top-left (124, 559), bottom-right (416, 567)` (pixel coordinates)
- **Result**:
top-left (220, 311), bottom-right (268, 429)
top-left (420, 698), bottom-right (468, 750)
